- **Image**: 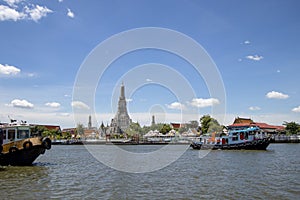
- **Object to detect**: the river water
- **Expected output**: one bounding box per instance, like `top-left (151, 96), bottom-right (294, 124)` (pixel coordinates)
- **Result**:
top-left (0, 144), bottom-right (299, 199)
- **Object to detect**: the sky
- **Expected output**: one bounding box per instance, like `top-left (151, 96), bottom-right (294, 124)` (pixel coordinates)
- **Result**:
top-left (0, 0), bottom-right (299, 128)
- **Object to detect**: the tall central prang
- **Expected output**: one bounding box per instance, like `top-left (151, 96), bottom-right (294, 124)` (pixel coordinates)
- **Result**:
top-left (110, 83), bottom-right (132, 134)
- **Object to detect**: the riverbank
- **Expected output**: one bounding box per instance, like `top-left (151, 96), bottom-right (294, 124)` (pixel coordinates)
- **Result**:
top-left (52, 139), bottom-right (191, 145)
top-left (52, 135), bottom-right (300, 145)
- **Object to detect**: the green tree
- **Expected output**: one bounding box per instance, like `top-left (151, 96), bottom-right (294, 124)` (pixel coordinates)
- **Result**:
top-left (207, 119), bottom-right (223, 133)
top-left (283, 121), bottom-right (300, 135)
top-left (200, 115), bottom-right (222, 134)
top-left (31, 125), bottom-right (47, 136)
top-left (126, 122), bottom-right (142, 137)
top-left (160, 124), bottom-right (172, 135)
top-left (200, 115), bottom-right (212, 134)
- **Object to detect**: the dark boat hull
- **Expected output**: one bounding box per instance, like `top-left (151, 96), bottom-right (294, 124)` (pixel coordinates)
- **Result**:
top-left (0, 145), bottom-right (46, 166)
top-left (190, 138), bottom-right (271, 150)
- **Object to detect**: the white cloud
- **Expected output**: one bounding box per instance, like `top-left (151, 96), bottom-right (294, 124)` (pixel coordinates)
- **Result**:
top-left (0, 5), bottom-right (25, 21)
top-left (266, 91), bottom-right (289, 99)
top-left (71, 101), bottom-right (90, 109)
top-left (292, 106), bottom-right (300, 113)
top-left (24, 5), bottom-right (52, 22)
top-left (8, 99), bottom-right (34, 109)
top-left (189, 98), bottom-right (220, 108)
top-left (0, 64), bottom-right (21, 75)
top-left (146, 78), bottom-right (152, 82)
top-left (243, 40), bottom-right (251, 44)
top-left (45, 102), bottom-right (61, 108)
top-left (58, 0), bottom-right (63, 2)
top-left (246, 55), bottom-right (263, 61)
top-left (166, 102), bottom-right (186, 110)
top-left (276, 69), bottom-right (281, 73)
top-left (56, 112), bottom-right (70, 117)
top-left (67, 8), bottom-right (74, 18)
top-left (249, 106), bottom-right (261, 111)
top-left (3, 0), bottom-right (22, 7)
top-left (0, 3), bottom-right (52, 22)
top-left (126, 98), bottom-right (133, 102)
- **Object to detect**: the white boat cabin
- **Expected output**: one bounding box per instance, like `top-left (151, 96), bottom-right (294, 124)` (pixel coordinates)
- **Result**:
top-left (0, 124), bottom-right (31, 145)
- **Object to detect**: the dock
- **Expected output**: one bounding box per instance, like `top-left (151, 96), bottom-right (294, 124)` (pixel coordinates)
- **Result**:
top-left (270, 135), bottom-right (300, 143)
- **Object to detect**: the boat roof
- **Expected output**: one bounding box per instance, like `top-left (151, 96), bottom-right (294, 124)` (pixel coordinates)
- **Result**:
top-left (0, 123), bottom-right (31, 129)
top-left (230, 127), bottom-right (259, 133)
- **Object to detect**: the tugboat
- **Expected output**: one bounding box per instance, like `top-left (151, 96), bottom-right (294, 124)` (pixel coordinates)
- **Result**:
top-left (190, 127), bottom-right (271, 150)
top-left (0, 120), bottom-right (52, 166)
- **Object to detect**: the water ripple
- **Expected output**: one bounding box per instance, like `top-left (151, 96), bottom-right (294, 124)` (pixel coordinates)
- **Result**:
top-left (0, 144), bottom-right (299, 199)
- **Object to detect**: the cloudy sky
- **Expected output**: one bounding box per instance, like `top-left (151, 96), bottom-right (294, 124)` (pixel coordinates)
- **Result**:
top-left (0, 0), bottom-right (299, 128)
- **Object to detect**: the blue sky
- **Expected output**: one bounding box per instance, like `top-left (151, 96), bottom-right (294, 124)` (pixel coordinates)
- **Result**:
top-left (0, 0), bottom-right (299, 128)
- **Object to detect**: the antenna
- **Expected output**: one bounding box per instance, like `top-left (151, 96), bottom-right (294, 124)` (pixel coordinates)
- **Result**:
top-left (8, 115), bottom-right (17, 123)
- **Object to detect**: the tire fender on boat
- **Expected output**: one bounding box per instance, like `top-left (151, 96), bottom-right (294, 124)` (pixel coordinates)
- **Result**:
top-left (42, 138), bottom-right (52, 150)
top-left (9, 146), bottom-right (19, 154)
top-left (23, 141), bottom-right (33, 150)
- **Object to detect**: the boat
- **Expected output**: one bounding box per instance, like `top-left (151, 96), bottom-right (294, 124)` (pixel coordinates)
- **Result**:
top-left (0, 121), bottom-right (52, 166)
top-left (190, 127), bottom-right (271, 150)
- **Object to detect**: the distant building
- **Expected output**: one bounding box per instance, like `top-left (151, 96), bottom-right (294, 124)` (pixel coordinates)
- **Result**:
top-left (109, 83), bottom-right (132, 134)
top-left (88, 115), bottom-right (92, 129)
top-left (170, 123), bottom-right (186, 129)
top-left (228, 117), bottom-right (285, 134)
top-left (84, 115), bottom-right (100, 139)
top-left (151, 115), bottom-right (155, 127)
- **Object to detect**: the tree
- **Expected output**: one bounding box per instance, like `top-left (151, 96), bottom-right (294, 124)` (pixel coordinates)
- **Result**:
top-left (207, 119), bottom-right (223, 133)
top-left (283, 121), bottom-right (300, 135)
top-left (200, 115), bottom-right (222, 134)
top-left (31, 125), bottom-right (61, 139)
top-left (126, 122), bottom-right (142, 137)
top-left (31, 125), bottom-right (46, 136)
top-left (76, 123), bottom-right (84, 135)
top-left (200, 115), bottom-right (212, 134)
top-left (160, 124), bottom-right (172, 135)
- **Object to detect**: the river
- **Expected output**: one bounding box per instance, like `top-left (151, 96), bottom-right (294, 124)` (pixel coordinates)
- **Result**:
top-left (0, 143), bottom-right (299, 199)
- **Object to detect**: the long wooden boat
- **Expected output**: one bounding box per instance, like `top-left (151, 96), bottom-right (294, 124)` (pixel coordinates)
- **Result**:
top-left (190, 127), bottom-right (271, 150)
top-left (0, 122), bottom-right (51, 166)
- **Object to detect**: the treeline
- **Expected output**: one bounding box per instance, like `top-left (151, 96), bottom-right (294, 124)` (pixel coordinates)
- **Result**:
top-left (33, 115), bottom-right (300, 140)
top-left (283, 121), bottom-right (300, 135)
top-left (125, 115), bottom-right (223, 137)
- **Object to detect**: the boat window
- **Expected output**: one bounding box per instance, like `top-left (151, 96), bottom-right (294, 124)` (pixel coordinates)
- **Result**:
top-left (18, 130), bottom-right (29, 139)
top-left (245, 132), bottom-right (248, 140)
top-left (3, 130), bottom-right (7, 140)
top-left (0, 129), bottom-right (2, 145)
top-left (8, 129), bottom-right (16, 141)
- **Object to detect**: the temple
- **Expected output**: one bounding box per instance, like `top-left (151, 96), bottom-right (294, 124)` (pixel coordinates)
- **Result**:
top-left (109, 83), bottom-right (132, 134)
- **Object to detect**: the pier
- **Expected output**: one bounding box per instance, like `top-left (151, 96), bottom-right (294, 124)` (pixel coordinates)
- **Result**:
top-left (270, 135), bottom-right (300, 143)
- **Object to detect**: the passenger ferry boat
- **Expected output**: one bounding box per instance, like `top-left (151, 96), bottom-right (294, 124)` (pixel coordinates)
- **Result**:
top-left (0, 120), bottom-right (52, 166)
top-left (190, 127), bottom-right (271, 150)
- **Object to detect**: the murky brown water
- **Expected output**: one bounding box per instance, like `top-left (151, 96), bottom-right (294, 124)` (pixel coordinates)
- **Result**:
top-left (0, 144), bottom-right (299, 199)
